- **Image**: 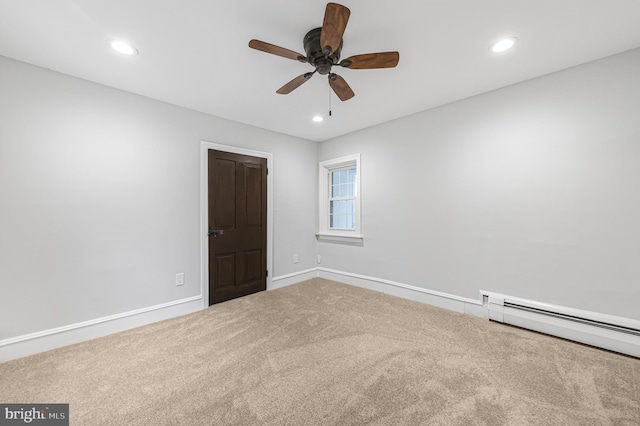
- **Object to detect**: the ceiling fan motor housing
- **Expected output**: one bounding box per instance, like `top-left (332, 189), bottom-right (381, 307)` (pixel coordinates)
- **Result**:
top-left (304, 28), bottom-right (343, 75)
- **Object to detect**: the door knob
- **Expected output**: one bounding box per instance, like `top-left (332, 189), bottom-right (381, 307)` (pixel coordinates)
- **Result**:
top-left (208, 229), bottom-right (224, 237)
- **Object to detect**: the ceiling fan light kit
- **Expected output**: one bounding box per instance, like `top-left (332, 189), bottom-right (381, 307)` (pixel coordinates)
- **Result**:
top-left (248, 2), bottom-right (400, 102)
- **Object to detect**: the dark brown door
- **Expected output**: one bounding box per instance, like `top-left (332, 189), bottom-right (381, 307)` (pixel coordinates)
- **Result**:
top-left (208, 150), bottom-right (267, 305)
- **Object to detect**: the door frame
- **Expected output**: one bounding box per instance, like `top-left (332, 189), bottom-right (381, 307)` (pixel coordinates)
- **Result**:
top-left (200, 141), bottom-right (273, 309)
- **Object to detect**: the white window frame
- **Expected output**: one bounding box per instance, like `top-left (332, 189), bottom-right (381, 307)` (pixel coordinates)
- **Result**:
top-left (317, 153), bottom-right (363, 244)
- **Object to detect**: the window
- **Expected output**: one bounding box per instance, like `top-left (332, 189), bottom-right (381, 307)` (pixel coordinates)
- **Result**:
top-left (329, 167), bottom-right (356, 230)
top-left (318, 154), bottom-right (362, 243)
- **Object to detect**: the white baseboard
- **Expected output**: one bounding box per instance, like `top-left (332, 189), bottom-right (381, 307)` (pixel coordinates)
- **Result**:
top-left (0, 268), bottom-right (322, 363)
top-left (270, 268), bottom-right (319, 290)
top-left (0, 296), bottom-right (203, 363)
top-left (4, 269), bottom-right (637, 362)
top-left (316, 268), bottom-right (488, 318)
top-left (271, 267), bottom-right (488, 318)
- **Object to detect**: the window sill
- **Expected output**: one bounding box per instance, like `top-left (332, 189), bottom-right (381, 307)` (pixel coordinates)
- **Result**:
top-left (316, 233), bottom-right (364, 246)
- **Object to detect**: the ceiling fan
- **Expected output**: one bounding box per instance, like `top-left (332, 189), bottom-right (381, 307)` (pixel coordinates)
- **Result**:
top-left (248, 2), bottom-right (399, 101)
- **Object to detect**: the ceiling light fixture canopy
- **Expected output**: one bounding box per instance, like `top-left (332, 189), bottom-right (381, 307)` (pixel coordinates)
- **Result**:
top-left (110, 40), bottom-right (138, 55)
top-left (313, 115), bottom-right (324, 122)
top-left (490, 37), bottom-right (518, 53)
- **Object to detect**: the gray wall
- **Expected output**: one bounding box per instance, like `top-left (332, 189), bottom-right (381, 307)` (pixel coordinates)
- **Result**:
top-left (0, 56), bottom-right (318, 340)
top-left (3, 46), bottom-right (639, 343)
top-left (318, 48), bottom-right (640, 321)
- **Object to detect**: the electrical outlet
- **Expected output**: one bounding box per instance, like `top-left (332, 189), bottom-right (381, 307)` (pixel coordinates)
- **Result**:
top-left (176, 273), bottom-right (185, 286)
top-left (293, 254), bottom-right (299, 263)
top-left (316, 255), bottom-right (321, 264)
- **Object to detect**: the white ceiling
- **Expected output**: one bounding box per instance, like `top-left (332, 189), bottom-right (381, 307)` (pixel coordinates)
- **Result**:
top-left (1, 1), bottom-right (640, 142)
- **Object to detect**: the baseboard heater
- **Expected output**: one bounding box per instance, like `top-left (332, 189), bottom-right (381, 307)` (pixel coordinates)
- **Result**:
top-left (483, 292), bottom-right (640, 358)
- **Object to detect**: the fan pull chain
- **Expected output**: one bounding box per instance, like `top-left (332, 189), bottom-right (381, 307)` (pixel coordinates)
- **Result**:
top-left (328, 80), bottom-right (332, 117)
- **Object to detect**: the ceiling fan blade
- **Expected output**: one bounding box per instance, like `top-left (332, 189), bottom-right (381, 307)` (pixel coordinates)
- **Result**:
top-left (320, 3), bottom-right (350, 55)
top-left (341, 52), bottom-right (400, 69)
top-left (276, 73), bottom-right (314, 94)
top-left (329, 74), bottom-right (355, 101)
top-left (249, 39), bottom-right (307, 62)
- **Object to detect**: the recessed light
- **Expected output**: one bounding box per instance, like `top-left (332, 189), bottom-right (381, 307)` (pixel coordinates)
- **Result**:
top-left (312, 115), bottom-right (324, 123)
top-left (110, 40), bottom-right (138, 55)
top-left (489, 37), bottom-right (518, 53)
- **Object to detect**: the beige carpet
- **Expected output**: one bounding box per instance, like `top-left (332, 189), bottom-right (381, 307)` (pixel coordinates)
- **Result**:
top-left (1, 278), bottom-right (638, 425)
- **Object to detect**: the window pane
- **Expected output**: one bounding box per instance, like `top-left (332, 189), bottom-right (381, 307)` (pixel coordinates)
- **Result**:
top-left (329, 212), bottom-right (356, 230)
top-left (347, 200), bottom-right (354, 215)
top-left (339, 170), bottom-right (348, 184)
top-left (347, 214), bottom-right (355, 229)
top-left (331, 168), bottom-right (357, 198)
top-left (347, 182), bottom-right (355, 197)
top-left (347, 168), bottom-right (356, 183)
top-left (340, 184), bottom-right (348, 197)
